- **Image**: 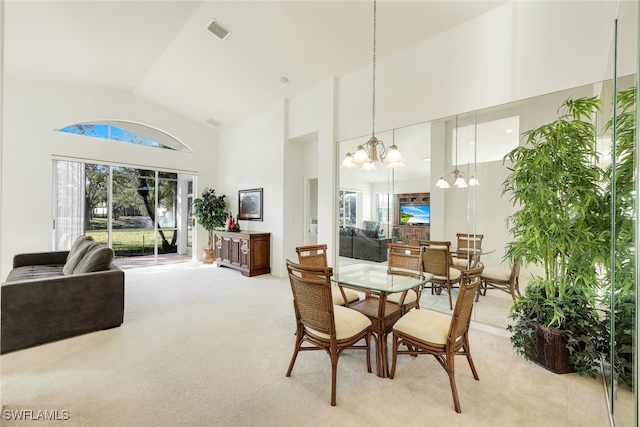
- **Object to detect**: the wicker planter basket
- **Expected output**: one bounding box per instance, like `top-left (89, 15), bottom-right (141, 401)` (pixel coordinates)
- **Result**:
top-left (525, 322), bottom-right (575, 374)
top-left (202, 249), bottom-right (216, 264)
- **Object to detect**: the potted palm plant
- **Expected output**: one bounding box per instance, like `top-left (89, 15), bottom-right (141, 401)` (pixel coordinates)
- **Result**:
top-left (503, 96), bottom-right (607, 376)
top-left (193, 188), bottom-right (227, 263)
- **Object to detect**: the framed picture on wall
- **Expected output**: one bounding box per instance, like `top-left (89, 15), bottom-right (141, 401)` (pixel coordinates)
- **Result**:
top-left (238, 188), bottom-right (263, 221)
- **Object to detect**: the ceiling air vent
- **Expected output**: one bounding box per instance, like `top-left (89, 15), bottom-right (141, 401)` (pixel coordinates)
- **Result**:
top-left (207, 19), bottom-right (231, 41)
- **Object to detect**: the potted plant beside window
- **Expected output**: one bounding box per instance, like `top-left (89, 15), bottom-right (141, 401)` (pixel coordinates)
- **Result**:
top-left (503, 97), bottom-right (606, 376)
top-left (193, 188), bottom-right (227, 264)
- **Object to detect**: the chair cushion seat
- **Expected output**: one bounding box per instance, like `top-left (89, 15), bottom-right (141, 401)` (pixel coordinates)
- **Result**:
top-left (432, 268), bottom-right (462, 282)
top-left (332, 287), bottom-right (360, 305)
top-left (481, 267), bottom-right (510, 282)
top-left (393, 309), bottom-right (450, 345)
top-left (386, 290), bottom-right (417, 305)
top-left (309, 305), bottom-right (371, 340)
top-left (451, 258), bottom-right (467, 267)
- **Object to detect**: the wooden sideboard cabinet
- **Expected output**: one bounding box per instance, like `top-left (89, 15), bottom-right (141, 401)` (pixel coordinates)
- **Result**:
top-left (393, 225), bottom-right (430, 243)
top-left (214, 230), bottom-right (271, 277)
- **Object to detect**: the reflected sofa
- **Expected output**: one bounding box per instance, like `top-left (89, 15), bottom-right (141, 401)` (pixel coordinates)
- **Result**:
top-left (339, 226), bottom-right (389, 262)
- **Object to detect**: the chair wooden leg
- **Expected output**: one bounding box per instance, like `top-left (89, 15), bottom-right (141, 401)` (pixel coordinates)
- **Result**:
top-left (286, 327), bottom-right (303, 377)
top-left (330, 352), bottom-right (338, 406)
top-left (443, 352), bottom-right (461, 413)
top-left (447, 283), bottom-right (453, 310)
top-left (463, 336), bottom-right (480, 380)
top-left (365, 333), bottom-right (372, 373)
top-left (389, 333), bottom-right (399, 379)
top-left (448, 370), bottom-right (462, 413)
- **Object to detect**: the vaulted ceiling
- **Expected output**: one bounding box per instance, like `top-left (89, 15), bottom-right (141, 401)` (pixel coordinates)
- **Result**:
top-left (4, 1), bottom-right (507, 130)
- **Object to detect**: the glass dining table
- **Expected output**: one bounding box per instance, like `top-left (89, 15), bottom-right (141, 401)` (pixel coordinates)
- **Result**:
top-left (451, 247), bottom-right (496, 269)
top-left (332, 263), bottom-right (433, 378)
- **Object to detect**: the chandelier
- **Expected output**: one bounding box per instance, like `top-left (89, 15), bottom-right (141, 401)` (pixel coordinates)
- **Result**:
top-left (436, 115), bottom-right (479, 189)
top-left (341, 0), bottom-right (404, 171)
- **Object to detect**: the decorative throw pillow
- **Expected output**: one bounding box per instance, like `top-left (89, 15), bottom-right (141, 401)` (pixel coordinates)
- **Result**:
top-left (63, 238), bottom-right (95, 275)
top-left (66, 235), bottom-right (94, 262)
top-left (73, 244), bottom-right (115, 274)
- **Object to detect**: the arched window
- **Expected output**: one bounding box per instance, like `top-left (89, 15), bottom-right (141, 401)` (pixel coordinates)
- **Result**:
top-left (57, 120), bottom-right (192, 153)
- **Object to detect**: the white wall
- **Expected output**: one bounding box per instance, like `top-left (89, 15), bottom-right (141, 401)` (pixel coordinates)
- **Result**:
top-left (218, 102), bottom-right (286, 276)
top-left (336, 1), bottom-right (623, 143)
top-left (217, 78), bottom-right (336, 278)
top-left (1, 79), bottom-right (218, 280)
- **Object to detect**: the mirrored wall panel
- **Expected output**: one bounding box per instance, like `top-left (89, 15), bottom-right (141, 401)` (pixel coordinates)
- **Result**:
top-left (336, 75), bottom-right (636, 426)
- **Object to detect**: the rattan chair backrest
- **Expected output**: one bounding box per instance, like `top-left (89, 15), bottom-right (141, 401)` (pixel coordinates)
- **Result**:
top-left (422, 246), bottom-right (451, 277)
top-left (286, 259), bottom-right (335, 337)
top-left (296, 244), bottom-right (329, 278)
top-left (405, 233), bottom-right (419, 246)
top-left (449, 264), bottom-right (483, 345)
top-left (296, 244), bottom-right (328, 267)
top-left (419, 240), bottom-right (454, 264)
top-left (418, 240), bottom-right (452, 250)
top-left (387, 244), bottom-right (424, 276)
top-left (456, 233), bottom-right (484, 252)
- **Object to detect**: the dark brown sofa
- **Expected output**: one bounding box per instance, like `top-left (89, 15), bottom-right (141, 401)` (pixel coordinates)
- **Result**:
top-left (1, 237), bottom-right (125, 354)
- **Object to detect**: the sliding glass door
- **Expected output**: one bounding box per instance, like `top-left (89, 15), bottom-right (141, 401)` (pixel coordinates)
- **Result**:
top-left (54, 160), bottom-right (194, 262)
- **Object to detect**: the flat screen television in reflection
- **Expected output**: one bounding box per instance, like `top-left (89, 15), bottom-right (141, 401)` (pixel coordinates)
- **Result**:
top-left (400, 204), bottom-right (430, 225)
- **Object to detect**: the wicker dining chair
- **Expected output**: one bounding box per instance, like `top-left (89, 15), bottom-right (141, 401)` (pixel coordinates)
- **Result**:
top-left (419, 240), bottom-right (454, 264)
top-left (285, 260), bottom-right (372, 406)
top-left (296, 244), bottom-right (360, 306)
top-left (479, 258), bottom-right (521, 300)
top-left (404, 233), bottom-right (420, 246)
top-left (389, 264), bottom-right (484, 413)
top-left (385, 244), bottom-right (425, 315)
top-left (422, 246), bottom-right (462, 310)
top-left (451, 233), bottom-right (484, 270)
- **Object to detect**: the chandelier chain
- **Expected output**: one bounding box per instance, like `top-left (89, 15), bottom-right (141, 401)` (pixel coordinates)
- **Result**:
top-left (340, 0), bottom-right (403, 171)
top-left (454, 115), bottom-right (459, 169)
top-left (372, 0), bottom-right (377, 138)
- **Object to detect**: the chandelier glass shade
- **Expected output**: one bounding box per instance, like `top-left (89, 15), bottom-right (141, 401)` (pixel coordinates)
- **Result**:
top-left (436, 169), bottom-right (479, 189)
top-left (340, 0), bottom-right (404, 171)
top-left (342, 135), bottom-right (405, 170)
top-left (436, 116), bottom-right (479, 189)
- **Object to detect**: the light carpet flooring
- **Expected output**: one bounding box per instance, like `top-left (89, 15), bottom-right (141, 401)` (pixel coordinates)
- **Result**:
top-left (0, 261), bottom-right (632, 426)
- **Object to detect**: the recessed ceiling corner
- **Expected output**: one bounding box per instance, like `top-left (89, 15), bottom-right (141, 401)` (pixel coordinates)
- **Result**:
top-left (206, 118), bottom-right (223, 127)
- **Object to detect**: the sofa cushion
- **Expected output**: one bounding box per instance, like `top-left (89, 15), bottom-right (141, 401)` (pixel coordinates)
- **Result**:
top-left (339, 227), bottom-right (355, 236)
top-left (63, 238), bottom-right (95, 275)
top-left (362, 221), bottom-right (380, 233)
top-left (354, 228), bottom-right (379, 239)
top-left (6, 265), bottom-right (65, 282)
top-left (73, 243), bottom-right (115, 274)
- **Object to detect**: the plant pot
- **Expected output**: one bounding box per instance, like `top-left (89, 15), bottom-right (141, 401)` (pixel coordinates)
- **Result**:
top-left (202, 249), bottom-right (216, 264)
top-left (525, 322), bottom-right (575, 374)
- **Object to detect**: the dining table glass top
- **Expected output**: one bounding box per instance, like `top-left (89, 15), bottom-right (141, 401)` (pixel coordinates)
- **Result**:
top-left (332, 263), bottom-right (432, 293)
top-left (450, 247), bottom-right (495, 256)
